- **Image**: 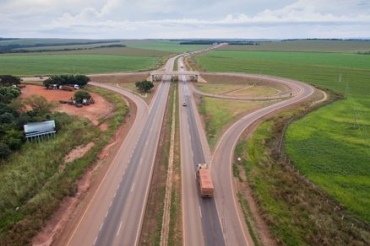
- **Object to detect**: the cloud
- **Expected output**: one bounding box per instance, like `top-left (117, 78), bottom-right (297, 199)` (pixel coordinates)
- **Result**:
top-left (1, 0), bottom-right (370, 38)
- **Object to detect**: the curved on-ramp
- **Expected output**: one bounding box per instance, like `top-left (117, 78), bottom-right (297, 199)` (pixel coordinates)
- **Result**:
top-left (197, 74), bottom-right (315, 246)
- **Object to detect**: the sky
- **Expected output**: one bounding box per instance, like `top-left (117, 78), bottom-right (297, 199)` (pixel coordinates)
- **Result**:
top-left (0, 0), bottom-right (370, 39)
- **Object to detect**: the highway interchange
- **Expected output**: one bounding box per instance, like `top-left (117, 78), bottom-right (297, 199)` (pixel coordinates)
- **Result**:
top-left (60, 48), bottom-right (315, 246)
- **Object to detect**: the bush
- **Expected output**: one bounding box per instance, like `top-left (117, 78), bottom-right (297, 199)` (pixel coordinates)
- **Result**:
top-left (0, 142), bottom-right (11, 159)
top-left (74, 90), bottom-right (91, 104)
top-left (0, 87), bottom-right (21, 104)
top-left (135, 80), bottom-right (154, 92)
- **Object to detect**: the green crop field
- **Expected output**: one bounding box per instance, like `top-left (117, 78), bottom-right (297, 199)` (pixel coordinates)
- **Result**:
top-left (196, 41), bottom-right (370, 222)
top-left (124, 40), bottom-right (210, 53)
top-left (0, 39), bottom-right (209, 76)
top-left (222, 39), bottom-right (370, 53)
top-left (0, 53), bottom-right (160, 76)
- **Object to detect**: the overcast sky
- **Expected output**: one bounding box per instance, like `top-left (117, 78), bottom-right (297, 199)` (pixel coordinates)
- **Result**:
top-left (0, 0), bottom-right (369, 39)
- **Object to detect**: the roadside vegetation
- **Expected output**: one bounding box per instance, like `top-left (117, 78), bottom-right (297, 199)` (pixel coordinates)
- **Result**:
top-left (0, 86), bottom-right (128, 245)
top-left (197, 96), bottom-right (275, 148)
top-left (140, 82), bottom-right (181, 245)
top-left (194, 41), bottom-right (370, 223)
top-left (191, 40), bottom-right (370, 244)
top-left (194, 75), bottom-right (284, 148)
top-left (234, 106), bottom-right (370, 245)
top-left (168, 84), bottom-right (182, 246)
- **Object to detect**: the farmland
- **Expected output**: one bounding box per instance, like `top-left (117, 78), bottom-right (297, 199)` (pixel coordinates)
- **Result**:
top-left (196, 41), bottom-right (370, 235)
top-left (0, 39), bottom-right (209, 76)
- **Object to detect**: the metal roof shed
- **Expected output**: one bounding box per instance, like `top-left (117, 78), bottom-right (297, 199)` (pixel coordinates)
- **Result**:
top-left (23, 120), bottom-right (56, 141)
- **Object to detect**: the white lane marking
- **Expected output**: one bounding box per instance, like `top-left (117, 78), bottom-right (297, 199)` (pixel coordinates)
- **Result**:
top-left (199, 206), bottom-right (202, 218)
top-left (93, 236), bottom-right (97, 245)
top-left (117, 221), bottom-right (123, 236)
top-left (99, 222), bottom-right (103, 231)
top-left (131, 183), bottom-right (135, 192)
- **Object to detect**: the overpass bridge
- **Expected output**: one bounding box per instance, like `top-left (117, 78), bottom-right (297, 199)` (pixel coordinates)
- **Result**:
top-left (150, 70), bottom-right (200, 82)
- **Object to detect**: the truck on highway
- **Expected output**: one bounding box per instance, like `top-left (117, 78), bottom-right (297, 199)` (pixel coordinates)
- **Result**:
top-left (196, 163), bottom-right (214, 198)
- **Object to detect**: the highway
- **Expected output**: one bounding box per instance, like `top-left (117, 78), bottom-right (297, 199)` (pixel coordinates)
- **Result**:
top-left (209, 75), bottom-right (315, 245)
top-left (54, 46), bottom-right (314, 246)
top-left (63, 64), bottom-right (172, 245)
top-left (179, 58), bottom-right (314, 245)
top-left (179, 59), bottom-right (224, 246)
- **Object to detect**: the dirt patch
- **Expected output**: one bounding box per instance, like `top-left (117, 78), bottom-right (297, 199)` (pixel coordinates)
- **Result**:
top-left (20, 85), bottom-right (113, 128)
top-left (63, 142), bottom-right (95, 164)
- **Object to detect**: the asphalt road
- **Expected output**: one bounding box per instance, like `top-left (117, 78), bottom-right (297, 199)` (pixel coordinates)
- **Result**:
top-left (179, 59), bottom-right (225, 246)
top-left (63, 77), bottom-right (170, 245)
top-left (46, 45), bottom-right (314, 246)
top-left (209, 75), bottom-right (315, 246)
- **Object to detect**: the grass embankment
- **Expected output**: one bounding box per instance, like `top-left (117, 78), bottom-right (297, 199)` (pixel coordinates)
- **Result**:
top-left (195, 75), bottom-right (281, 148)
top-left (167, 83), bottom-right (182, 246)
top-left (0, 87), bottom-right (128, 245)
top-left (198, 97), bottom-right (274, 147)
top-left (140, 83), bottom-right (180, 245)
top-left (233, 107), bottom-right (370, 245)
top-left (165, 59), bottom-right (183, 246)
top-left (195, 45), bottom-right (370, 223)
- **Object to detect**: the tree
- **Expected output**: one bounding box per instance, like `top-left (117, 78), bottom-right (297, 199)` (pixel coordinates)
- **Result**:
top-left (0, 87), bottom-right (21, 103)
top-left (135, 80), bottom-right (154, 93)
top-left (43, 74), bottom-right (90, 88)
top-left (23, 95), bottom-right (57, 116)
top-left (74, 75), bottom-right (90, 87)
top-left (0, 75), bottom-right (21, 87)
top-left (74, 90), bottom-right (91, 103)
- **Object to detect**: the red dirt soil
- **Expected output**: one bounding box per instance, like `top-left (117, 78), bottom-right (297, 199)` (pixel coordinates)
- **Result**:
top-left (20, 85), bottom-right (113, 128)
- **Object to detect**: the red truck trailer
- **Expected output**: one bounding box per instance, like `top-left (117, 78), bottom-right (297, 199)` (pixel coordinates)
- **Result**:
top-left (197, 163), bottom-right (214, 198)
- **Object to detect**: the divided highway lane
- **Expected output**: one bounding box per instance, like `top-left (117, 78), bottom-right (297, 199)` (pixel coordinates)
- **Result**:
top-left (96, 81), bottom-right (170, 246)
top-left (65, 81), bottom-right (170, 246)
top-left (179, 72), bottom-right (224, 246)
top-left (210, 76), bottom-right (315, 246)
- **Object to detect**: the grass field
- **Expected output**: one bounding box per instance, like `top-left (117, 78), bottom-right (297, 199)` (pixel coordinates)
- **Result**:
top-left (123, 40), bottom-right (210, 53)
top-left (196, 84), bottom-right (280, 97)
top-left (198, 96), bottom-right (276, 147)
top-left (223, 39), bottom-right (370, 53)
top-left (0, 39), bottom-right (210, 76)
top-left (195, 41), bottom-right (370, 223)
top-left (0, 53), bottom-right (160, 76)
